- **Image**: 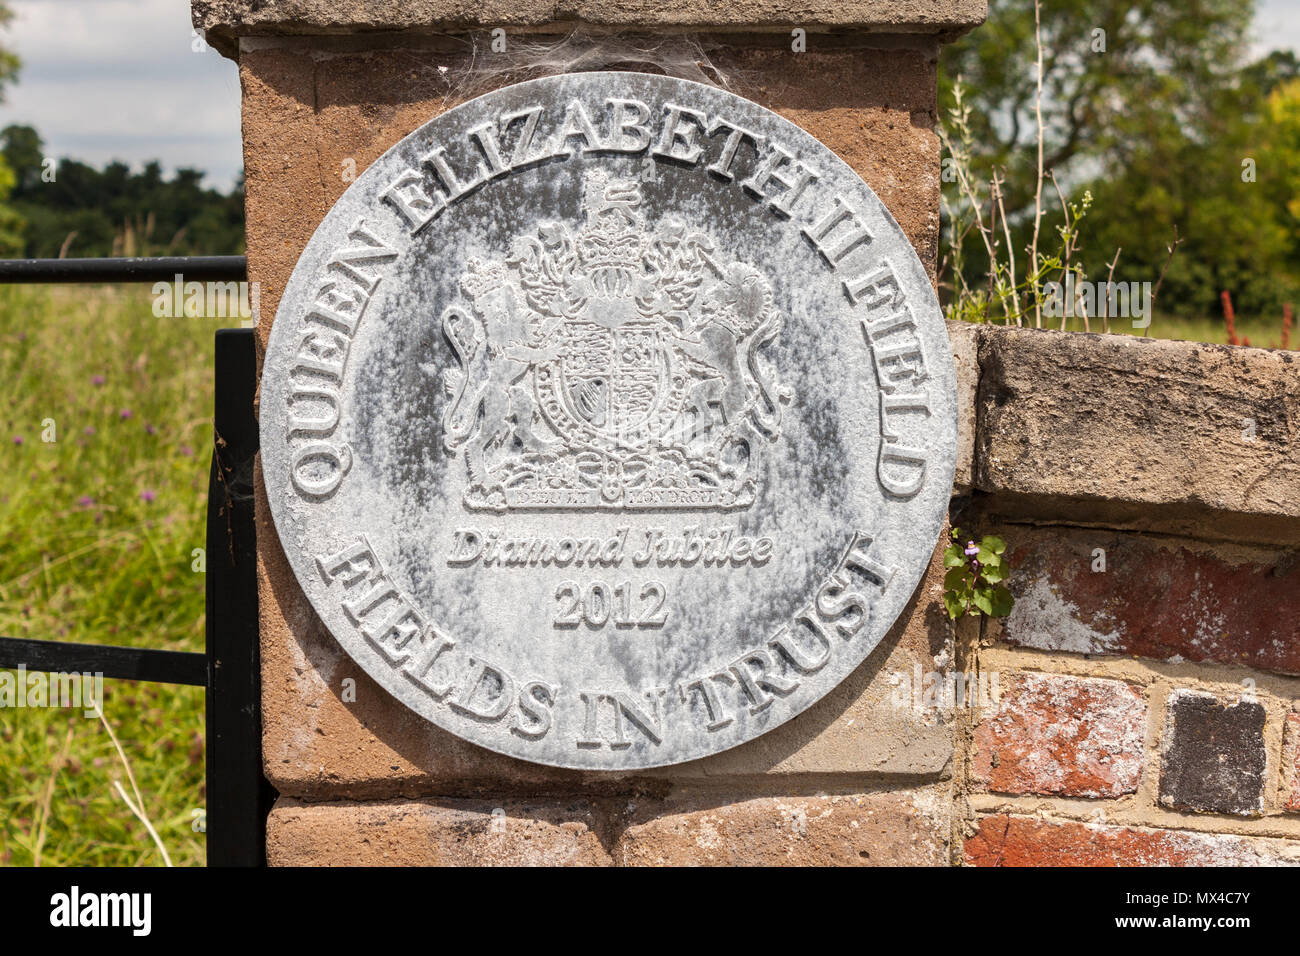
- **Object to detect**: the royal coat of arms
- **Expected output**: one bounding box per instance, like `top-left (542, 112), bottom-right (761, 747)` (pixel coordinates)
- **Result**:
top-left (438, 169), bottom-right (792, 511)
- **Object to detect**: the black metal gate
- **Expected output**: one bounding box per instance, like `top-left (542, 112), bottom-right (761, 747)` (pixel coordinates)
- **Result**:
top-left (0, 256), bottom-right (270, 866)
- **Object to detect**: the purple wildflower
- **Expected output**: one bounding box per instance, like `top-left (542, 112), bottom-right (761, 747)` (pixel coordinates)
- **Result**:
top-left (963, 542), bottom-right (979, 557)
top-left (12, 436), bottom-right (22, 446)
top-left (139, 489), bottom-right (156, 503)
top-left (91, 375), bottom-right (105, 387)
top-left (78, 495), bottom-right (95, 508)
top-left (119, 409), bottom-right (133, 420)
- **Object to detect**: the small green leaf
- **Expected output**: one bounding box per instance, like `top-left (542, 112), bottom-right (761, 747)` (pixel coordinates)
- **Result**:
top-left (989, 585), bottom-right (1014, 617)
top-left (944, 546), bottom-right (965, 568)
top-left (943, 591), bottom-right (966, 620)
top-left (944, 566), bottom-right (969, 590)
top-left (981, 562), bottom-right (1007, 584)
top-left (971, 586), bottom-right (994, 616)
top-left (982, 535), bottom-right (1007, 555)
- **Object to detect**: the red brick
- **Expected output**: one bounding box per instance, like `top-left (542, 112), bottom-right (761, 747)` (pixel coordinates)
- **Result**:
top-left (999, 527), bottom-right (1300, 675)
top-left (973, 673), bottom-right (1145, 798)
top-left (964, 815), bottom-right (1300, 867)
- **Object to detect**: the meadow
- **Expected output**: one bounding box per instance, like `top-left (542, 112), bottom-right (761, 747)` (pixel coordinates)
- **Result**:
top-left (0, 283), bottom-right (1290, 867)
top-left (1, 284), bottom-right (222, 866)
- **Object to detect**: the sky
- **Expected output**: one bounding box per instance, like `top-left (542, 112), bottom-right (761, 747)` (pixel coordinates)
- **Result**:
top-left (1256, 0), bottom-right (1300, 56)
top-left (0, 0), bottom-right (1296, 196)
top-left (0, 0), bottom-right (241, 191)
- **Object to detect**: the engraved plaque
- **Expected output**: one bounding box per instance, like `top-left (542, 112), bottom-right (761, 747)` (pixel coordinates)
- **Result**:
top-left (260, 72), bottom-right (958, 770)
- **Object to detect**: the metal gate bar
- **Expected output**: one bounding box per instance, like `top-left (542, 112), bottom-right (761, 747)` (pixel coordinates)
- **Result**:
top-left (205, 327), bottom-right (270, 866)
top-left (0, 638), bottom-right (207, 685)
top-left (0, 256), bottom-right (247, 284)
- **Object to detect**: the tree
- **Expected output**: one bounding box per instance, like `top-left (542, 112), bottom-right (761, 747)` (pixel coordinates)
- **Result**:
top-left (1, 123), bottom-right (42, 193)
top-left (0, 4), bottom-right (23, 254)
top-left (941, 0), bottom-right (1252, 222)
top-left (940, 0), bottom-right (1300, 318)
top-left (1262, 77), bottom-right (1300, 227)
top-left (0, 2), bottom-right (18, 101)
top-left (1081, 53), bottom-right (1300, 316)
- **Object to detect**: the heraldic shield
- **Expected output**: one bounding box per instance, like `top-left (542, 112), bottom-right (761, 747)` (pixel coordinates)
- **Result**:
top-left (438, 169), bottom-right (793, 512)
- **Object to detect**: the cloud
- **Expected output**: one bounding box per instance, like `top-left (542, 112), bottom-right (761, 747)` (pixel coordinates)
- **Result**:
top-left (1253, 0), bottom-right (1300, 62)
top-left (0, 0), bottom-right (241, 191)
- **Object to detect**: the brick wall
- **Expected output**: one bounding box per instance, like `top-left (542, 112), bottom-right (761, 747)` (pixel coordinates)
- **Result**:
top-left (955, 324), bottom-right (1300, 867)
top-left (256, 320), bottom-right (1300, 867)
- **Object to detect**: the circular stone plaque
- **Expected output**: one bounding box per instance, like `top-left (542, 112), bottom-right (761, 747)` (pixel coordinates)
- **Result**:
top-left (261, 72), bottom-right (958, 770)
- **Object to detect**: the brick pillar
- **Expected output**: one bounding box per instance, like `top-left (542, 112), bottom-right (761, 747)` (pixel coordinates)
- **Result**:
top-left (193, 0), bottom-right (987, 866)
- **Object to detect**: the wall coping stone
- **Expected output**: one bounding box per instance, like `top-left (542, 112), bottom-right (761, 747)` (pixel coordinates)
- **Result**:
top-left (193, 0), bottom-right (989, 59)
top-left (968, 325), bottom-right (1300, 546)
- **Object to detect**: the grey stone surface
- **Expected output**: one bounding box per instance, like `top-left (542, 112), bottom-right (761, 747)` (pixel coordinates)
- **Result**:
top-left (973, 326), bottom-right (1300, 545)
top-left (193, 1), bottom-right (989, 59)
top-left (260, 72), bottom-right (957, 770)
top-left (946, 319), bottom-right (976, 491)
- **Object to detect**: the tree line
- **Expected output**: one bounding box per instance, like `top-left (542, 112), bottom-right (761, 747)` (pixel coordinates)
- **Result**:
top-left (0, 124), bottom-right (244, 259)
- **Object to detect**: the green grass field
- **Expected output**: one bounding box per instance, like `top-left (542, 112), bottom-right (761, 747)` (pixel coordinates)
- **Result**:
top-left (0, 283), bottom-right (1291, 867)
top-left (0, 284), bottom-right (223, 866)
top-left (1010, 311), bottom-right (1294, 349)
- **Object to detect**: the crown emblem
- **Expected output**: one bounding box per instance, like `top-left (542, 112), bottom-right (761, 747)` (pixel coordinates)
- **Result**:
top-left (436, 169), bottom-right (793, 511)
top-left (575, 170), bottom-right (645, 299)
